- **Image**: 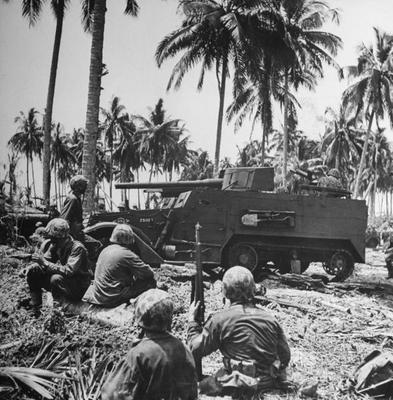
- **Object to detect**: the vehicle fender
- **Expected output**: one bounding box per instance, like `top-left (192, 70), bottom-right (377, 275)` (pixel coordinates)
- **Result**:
top-left (84, 222), bottom-right (163, 266)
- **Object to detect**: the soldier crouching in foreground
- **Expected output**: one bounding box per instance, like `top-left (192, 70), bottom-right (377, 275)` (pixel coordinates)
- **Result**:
top-left (83, 224), bottom-right (156, 308)
top-left (188, 266), bottom-right (291, 398)
top-left (102, 289), bottom-right (198, 400)
top-left (26, 218), bottom-right (91, 308)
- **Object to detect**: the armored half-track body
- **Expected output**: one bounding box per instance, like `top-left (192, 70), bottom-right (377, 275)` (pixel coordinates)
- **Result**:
top-left (85, 167), bottom-right (367, 281)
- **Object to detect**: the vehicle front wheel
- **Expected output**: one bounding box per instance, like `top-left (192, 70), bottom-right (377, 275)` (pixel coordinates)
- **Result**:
top-left (323, 250), bottom-right (354, 281)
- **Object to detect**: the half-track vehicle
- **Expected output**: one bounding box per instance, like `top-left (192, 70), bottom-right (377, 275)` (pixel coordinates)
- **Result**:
top-left (85, 167), bottom-right (368, 281)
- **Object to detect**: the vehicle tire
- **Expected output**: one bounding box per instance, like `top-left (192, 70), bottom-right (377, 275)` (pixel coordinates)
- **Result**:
top-left (323, 250), bottom-right (354, 281)
top-left (227, 243), bottom-right (258, 272)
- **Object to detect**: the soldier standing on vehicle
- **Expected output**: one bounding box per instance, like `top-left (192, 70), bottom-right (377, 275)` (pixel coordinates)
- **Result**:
top-left (26, 218), bottom-right (91, 308)
top-left (102, 289), bottom-right (198, 400)
top-left (318, 168), bottom-right (343, 190)
top-left (187, 266), bottom-right (291, 398)
top-left (83, 224), bottom-right (156, 307)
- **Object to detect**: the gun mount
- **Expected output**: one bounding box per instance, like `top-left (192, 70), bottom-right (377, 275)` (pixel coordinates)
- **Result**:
top-left (85, 167), bottom-right (367, 281)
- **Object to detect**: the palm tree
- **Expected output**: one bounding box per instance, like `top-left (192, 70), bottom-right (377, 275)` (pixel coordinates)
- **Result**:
top-left (136, 99), bottom-right (186, 183)
top-left (100, 96), bottom-right (129, 208)
top-left (81, 0), bottom-right (139, 215)
top-left (156, 0), bottom-right (267, 174)
top-left (6, 0), bottom-right (71, 208)
top-left (112, 117), bottom-right (143, 207)
top-left (342, 28), bottom-right (393, 199)
top-left (180, 149), bottom-right (214, 181)
top-left (321, 106), bottom-right (363, 173)
top-left (50, 123), bottom-right (77, 208)
top-left (8, 108), bottom-right (43, 205)
top-left (260, 0), bottom-right (342, 186)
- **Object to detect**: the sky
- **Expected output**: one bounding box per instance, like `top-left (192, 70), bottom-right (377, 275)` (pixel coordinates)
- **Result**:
top-left (1, 0), bottom-right (393, 198)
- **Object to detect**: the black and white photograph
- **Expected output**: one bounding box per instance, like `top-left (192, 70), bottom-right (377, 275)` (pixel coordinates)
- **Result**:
top-left (1, 0), bottom-right (393, 398)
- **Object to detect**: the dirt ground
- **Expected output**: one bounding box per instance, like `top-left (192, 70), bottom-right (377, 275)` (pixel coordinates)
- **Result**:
top-left (1, 246), bottom-right (392, 399)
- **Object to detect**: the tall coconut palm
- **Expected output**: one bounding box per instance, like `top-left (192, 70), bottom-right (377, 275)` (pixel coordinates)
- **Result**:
top-left (81, 0), bottom-right (139, 214)
top-left (136, 99), bottom-right (186, 182)
top-left (112, 117), bottom-right (143, 206)
top-left (50, 123), bottom-right (77, 208)
top-left (8, 108), bottom-right (43, 205)
top-left (260, 0), bottom-right (342, 186)
top-left (156, 0), bottom-right (268, 174)
top-left (100, 96), bottom-right (129, 207)
top-left (180, 149), bottom-right (214, 181)
top-left (321, 106), bottom-right (363, 173)
top-left (342, 28), bottom-right (393, 198)
top-left (6, 0), bottom-right (71, 208)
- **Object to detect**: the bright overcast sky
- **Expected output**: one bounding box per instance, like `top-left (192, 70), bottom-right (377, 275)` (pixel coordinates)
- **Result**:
top-left (1, 0), bottom-right (393, 190)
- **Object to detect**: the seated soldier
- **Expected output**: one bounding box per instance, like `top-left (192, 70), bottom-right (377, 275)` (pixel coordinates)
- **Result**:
top-left (188, 266), bottom-right (291, 398)
top-left (83, 224), bottom-right (156, 308)
top-left (27, 218), bottom-right (90, 308)
top-left (102, 289), bottom-right (198, 400)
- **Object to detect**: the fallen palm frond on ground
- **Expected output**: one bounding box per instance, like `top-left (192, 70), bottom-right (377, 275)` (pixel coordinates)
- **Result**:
top-left (0, 366), bottom-right (66, 399)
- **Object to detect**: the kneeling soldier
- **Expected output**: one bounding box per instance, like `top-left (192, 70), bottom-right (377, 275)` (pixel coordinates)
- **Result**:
top-left (188, 266), bottom-right (291, 398)
top-left (27, 218), bottom-right (90, 307)
top-left (102, 289), bottom-right (198, 400)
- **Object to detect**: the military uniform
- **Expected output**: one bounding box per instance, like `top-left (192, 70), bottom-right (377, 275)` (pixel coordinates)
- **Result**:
top-left (102, 288), bottom-right (198, 400)
top-left (188, 303), bottom-right (290, 397)
top-left (102, 332), bottom-right (198, 400)
top-left (83, 243), bottom-right (156, 307)
top-left (27, 237), bottom-right (90, 302)
top-left (318, 175), bottom-right (343, 190)
top-left (60, 192), bottom-right (84, 239)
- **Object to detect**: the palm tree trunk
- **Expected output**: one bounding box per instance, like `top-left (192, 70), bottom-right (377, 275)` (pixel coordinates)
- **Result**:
top-left (82, 0), bottom-right (107, 215)
top-left (354, 110), bottom-right (375, 198)
top-left (137, 169), bottom-right (141, 209)
top-left (54, 164), bottom-right (58, 209)
top-left (261, 55), bottom-right (272, 165)
top-left (26, 156), bottom-right (30, 202)
top-left (213, 57), bottom-right (228, 175)
top-left (283, 69), bottom-right (289, 189)
top-left (109, 147), bottom-right (113, 210)
top-left (43, 0), bottom-right (64, 209)
top-left (31, 157), bottom-right (37, 206)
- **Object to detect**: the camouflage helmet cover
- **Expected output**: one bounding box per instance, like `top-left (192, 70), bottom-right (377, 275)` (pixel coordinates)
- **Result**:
top-left (70, 175), bottom-right (88, 192)
top-left (222, 266), bottom-right (256, 302)
top-left (134, 289), bottom-right (174, 332)
top-left (45, 218), bottom-right (70, 239)
top-left (110, 224), bottom-right (134, 245)
top-left (327, 168), bottom-right (340, 179)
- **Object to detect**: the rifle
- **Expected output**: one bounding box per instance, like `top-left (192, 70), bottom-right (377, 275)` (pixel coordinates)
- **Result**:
top-left (193, 222), bottom-right (205, 379)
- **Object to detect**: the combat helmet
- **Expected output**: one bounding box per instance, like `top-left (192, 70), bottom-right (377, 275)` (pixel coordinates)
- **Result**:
top-left (327, 168), bottom-right (341, 180)
top-left (45, 218), bottom-right (70, 239)
top-left (110, 224), bottom-right (134, 246)
top-left (134, 289), bottom-right (173, 332)
top-left (70, 175), bottom-right (88, 193)
top-left (222, 266), bottom-right (256, 303)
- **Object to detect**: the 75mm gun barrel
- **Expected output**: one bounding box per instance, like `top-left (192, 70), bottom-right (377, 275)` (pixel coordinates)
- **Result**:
top-left (115, 179), bottom-right (223, 190)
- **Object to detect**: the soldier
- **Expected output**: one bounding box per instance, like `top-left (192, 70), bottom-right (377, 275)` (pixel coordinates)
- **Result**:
top-left (26, 218), bottom-right (91, 308)
top-left (102, 289), bottom-right (198, 400)
top-left (188, 266), bottom-right (291, 398)
top-left (83, 224), bottom-right (156, 307)
top-left (60, 175), bottom-right (88, 239)
top-left (318, 168), bottom-right (343, 190)
top-left (384, 233), bottom-right (393, 279)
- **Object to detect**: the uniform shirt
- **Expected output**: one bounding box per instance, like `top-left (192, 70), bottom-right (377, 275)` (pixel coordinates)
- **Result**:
top-left (83, 244), bottom-right (154, 306)
top-left (41, 237), bottom-right (90, 282)
top-left (60, 192), bottom-right (83, 225)
top-left (187, 303), bottom-right (290, 371)
top-left (102, 332), bottom-right (198, 400)
top-left (318, 176), bottom-right (343, 190)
